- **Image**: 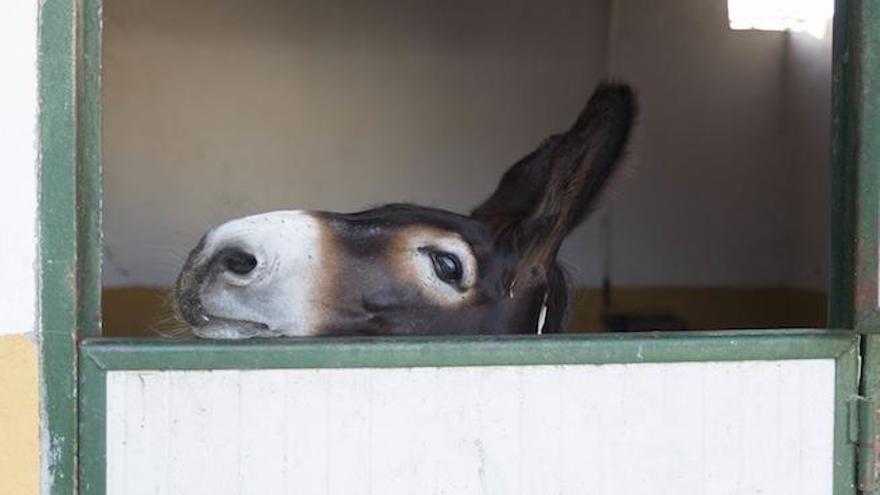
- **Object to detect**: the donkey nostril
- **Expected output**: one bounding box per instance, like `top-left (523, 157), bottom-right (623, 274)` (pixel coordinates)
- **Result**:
top-left (221, 249), bottom-right (258, 276)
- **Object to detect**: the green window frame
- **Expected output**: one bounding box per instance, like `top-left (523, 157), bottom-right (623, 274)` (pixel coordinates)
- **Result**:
top-left (37, 0), bottom-right (880, 493)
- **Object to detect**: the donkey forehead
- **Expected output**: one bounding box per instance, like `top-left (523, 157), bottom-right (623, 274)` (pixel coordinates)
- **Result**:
top-left (313, 204), bottom-right (492, 254)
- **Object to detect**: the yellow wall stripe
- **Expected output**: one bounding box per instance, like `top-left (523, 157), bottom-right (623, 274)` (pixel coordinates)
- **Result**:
top-left (0, 335), bottom-right (38, 495)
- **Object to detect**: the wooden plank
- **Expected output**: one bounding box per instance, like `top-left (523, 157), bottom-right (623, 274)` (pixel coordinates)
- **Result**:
top-left (860, 334), bottom-right (880, 494)
top-left (114, 372), bottom-right (172, 495)
top-left (831, 0), bottom-right (857, 329)
top-left (832, 1), bottom-right (880, 489)
top-left (78, 0), bottom-right (104, 339)
top-left (105, 360), bottom-right (835, 495)
top-left (81, 330), bottom-right (858, 370)
top-left (238, 371), bottom-right (287, 494)
top-left (39, 0), bottom-right (79, 492)
top-left (831, 0), bottom-right (880, 333)
top-left (41, 0), bottom-right (102, 492)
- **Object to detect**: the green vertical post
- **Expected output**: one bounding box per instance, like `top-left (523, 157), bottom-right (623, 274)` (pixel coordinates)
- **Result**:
top-left (831, 0), bottom-right (880, 333)
top-left (39, 0), bottom-right (80, 492)
top-left (831, 0), bottom-right (857, 330)
top-left (40, 0), bottom-right (103, 492)
top-left (833, 0), bottom-right (880, 492)
top-left (78, 0), bottom-right (103, 338)
top-left (860, 335), bottom-right (880, 492)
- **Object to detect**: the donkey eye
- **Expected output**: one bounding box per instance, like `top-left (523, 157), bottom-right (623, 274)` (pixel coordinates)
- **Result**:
top-left (430, 251), bottom-right (463, 284)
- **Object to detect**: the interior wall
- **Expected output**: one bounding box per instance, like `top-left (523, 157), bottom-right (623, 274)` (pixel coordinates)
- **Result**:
top-left (602, 0), bottom-right (793, 288)
top-left (103, 0), bottom-right (832, 294)
top-left (103, 0), bottom-right (612, 287)
top-left (781, 26), bottom-right (833, 292)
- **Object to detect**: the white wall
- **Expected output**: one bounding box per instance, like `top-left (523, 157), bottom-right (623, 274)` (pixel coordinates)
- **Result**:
top-left (0, 3), bottom-right (41, 494)
top-left (0, 0), bottom-right (39, 335)
top-left (103, 0), bottom-right (832, 290)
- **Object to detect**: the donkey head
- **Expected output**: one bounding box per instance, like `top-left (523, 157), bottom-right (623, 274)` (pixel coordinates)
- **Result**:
top-left (175, 83), bottom-right (636, 338)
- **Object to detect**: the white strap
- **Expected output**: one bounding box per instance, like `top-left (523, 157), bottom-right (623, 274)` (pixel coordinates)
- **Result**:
top-left (536, 291), bottom-right (549, 335)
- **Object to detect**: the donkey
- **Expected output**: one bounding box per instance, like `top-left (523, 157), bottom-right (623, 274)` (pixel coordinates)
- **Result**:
top-left (175, 83), bottom-right (636, 338)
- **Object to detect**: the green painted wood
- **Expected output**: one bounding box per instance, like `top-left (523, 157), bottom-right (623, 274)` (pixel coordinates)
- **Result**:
top-left (856, 0), bottom-right (880, 334)
top-left (78, 330), bottom-right (860, 495)
top-left (41, 0), bottom-right (103, 493)
top-left (860, 334), bottom-right (880, 494)
top-left (831, 0), bottom-right (880, 333)
top-left (78, 0), bottom-right (103, 339)
top-left (80, 329), bottom-right (855, 370)
top-left (835, 337), bottom-right (862, 495)
top-left (39, 0), bottom-right (80, 492)
top-left (76, 4), bottom-right (105, 493)
top-left (832, 1), bottom-right (880, 489)
top-left (831, 0), bottom-right (857, 330)
top-left (78, 346), bottom-right (106, 495)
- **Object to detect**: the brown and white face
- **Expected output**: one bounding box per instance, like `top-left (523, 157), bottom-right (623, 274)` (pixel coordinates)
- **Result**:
top-left (175, 83), bottom-right (636, 338)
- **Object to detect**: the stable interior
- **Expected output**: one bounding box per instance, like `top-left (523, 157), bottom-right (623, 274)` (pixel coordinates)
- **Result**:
top-left (101, 0), bottom-right (832, 336)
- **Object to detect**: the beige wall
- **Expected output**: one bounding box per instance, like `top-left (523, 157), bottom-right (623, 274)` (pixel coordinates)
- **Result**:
top-left (103, 0), bottom-right (612, 286)
top-left (602, 0), bottom-right (793, 287)
top-left (782, 26), bottom-right (833, 291)
top-left (103, 0), bottom-right (831, 292)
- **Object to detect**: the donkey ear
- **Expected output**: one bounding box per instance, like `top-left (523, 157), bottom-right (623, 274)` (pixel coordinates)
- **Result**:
top-left (471, 82), bottom-right (636, 269)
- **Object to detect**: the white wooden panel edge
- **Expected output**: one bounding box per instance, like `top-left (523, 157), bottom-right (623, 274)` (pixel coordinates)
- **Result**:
top-left (106, 360), bottom-right (836, 495)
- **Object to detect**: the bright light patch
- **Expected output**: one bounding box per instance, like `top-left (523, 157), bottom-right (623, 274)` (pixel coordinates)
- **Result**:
top-left (729, 0), bottom-right (833, 38)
